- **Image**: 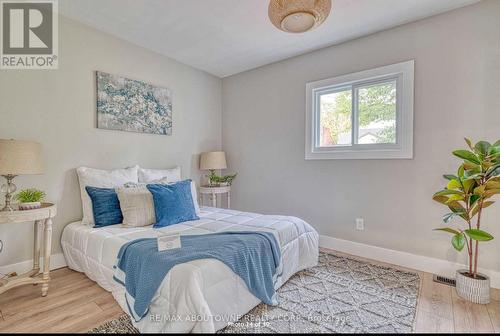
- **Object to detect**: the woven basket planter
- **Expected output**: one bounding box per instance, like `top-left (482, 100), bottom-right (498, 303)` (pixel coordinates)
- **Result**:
top-left (456, 269), bottom-right (490, 304)
top-left (18, 201), bottom-right (41, 210)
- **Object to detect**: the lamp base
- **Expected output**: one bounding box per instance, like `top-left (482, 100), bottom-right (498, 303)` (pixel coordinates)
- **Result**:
top-left (1, 204), bottom-right (15, 212)
top-left (1, 174), bottom-right (17, 212)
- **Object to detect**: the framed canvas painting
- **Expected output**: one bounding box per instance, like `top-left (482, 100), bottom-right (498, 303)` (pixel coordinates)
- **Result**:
top-left (96, 71), bottom-right (173, 135)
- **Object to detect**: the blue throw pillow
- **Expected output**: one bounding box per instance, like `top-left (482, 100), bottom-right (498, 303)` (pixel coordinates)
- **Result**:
top-left (85, 186), bottom-right (123, 228)
top-left (146, 180), bottom-right (199, 228)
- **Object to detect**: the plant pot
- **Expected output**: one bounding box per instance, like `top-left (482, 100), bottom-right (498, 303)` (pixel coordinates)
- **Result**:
top-left (18, 201), bottom-right (41, 211)
top-left (456, 269), bottom-right (490, 304)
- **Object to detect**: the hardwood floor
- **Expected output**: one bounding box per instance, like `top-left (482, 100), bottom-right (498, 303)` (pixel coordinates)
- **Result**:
top-left (0, 253), bottom-right (499, 333)
top-left (0, 268), bottom-right (123, 333)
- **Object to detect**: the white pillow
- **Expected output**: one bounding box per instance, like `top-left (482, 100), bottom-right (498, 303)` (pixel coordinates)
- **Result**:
top-left (116, 186), bottom-right (156, 227)
top-left (76, 166), bottom-right (139, 226)
top-left (138, 166), bottom-right (181, 183)
top-left (190, 180), bottom-right (200, 215)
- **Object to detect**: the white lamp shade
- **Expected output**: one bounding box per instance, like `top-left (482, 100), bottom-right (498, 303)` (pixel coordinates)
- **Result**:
top-left (0, 139), bottom-right (44, 175)
top-left (200, 151), bottom-right (227, 170)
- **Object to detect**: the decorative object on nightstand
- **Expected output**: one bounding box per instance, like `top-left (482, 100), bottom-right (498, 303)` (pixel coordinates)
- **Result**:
top-left (200, 151), bottom-right (227, 187)
top-left (0, 139), bottom-right (44, 211)
top-left (0, 203), bottom-right (57, 297)
top-left (15, 188), bottom-right (46, 210)
top-left (207, 173), bottom-right (237, 187)
top-left (199, 151), bottom-right (235, 208)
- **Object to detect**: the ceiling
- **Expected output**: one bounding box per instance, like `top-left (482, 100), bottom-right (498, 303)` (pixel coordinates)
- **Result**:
top-left (59, 0), bottom-right (479, 78)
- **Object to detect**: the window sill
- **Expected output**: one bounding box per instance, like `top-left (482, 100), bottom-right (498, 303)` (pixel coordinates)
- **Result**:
top-left (305, 146), bottom-right (413, 160)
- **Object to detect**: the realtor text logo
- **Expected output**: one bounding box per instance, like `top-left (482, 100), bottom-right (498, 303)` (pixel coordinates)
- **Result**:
top-left (1, 0), bottom-right (58, 69)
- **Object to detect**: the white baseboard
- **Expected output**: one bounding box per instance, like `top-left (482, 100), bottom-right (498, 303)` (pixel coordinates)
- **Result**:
top-left (320, 235), bottom-right (500, 289)
top-left (0, 253), bottom-right (67, 276)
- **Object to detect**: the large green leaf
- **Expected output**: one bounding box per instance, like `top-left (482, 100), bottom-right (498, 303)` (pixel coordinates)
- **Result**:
top-left (491, 177), bottom-right (500, 183)
top-left (475, 141), bottom-right (491, 156)
top-left (447, 200), bottom-right (466, 213)
top-left (483, 200), bottom-right (495, 208)
top-left (453, 150), bottom-right (481, 165)
top-left (483, 161), bottom-right (493, 170)
top-left (470, 200), bottom-right (495, 218)
top-left (464, 166), bottom-right (482, 178)
top-left (462, 179), bottom-right (475, 193)
top-left (464, 137), bottom-right (474, 150)
top-left (488, 146), bottom-right (500, 156)
top-left (433, 189), bottom-right (463, 197)
top-left (484, 189), bottom-right (500, 198)
top-left (486, 181), bottom-right (500, 190)
top-left (464, 173), bottom-right (485, 180)
top-left (464, 229), bottom-right (494, 241)
top-left (474, 185), bottom-right (486, 195)
top-left (463, 161), bottom-right (480, 171)
top-left (434, 227), bottom-right (461, 235)
top-left (443, 212), bottom-right (464, 224)
top-left (433, 195), bottom-right (449, 205)
top-left (447, 194), bottom-right (464, 202)
top-left (452, 234), bottom-right (466, 251)
top-left (469, 202), bottom-right (481, 218)
top-left (442, 213), bottom-right (455, 224)
top-left (443, 174), bottom-right (458, 181)
top-left (447, 179), bottom-right (462, 190)
top-left (487, 164), bottom-right (500, 177)
top-left (469, 194), bottom-right (480, 207)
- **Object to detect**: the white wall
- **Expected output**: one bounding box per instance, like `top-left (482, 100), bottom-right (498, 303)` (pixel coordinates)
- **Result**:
top-left (0, 16), bottom-right (222, 266)
top-left (222, 1), bottom-right (500, 271)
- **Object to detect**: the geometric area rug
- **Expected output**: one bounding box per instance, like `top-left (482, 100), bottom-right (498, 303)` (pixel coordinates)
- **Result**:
top-left (88, 251), bottom-right (420, 334)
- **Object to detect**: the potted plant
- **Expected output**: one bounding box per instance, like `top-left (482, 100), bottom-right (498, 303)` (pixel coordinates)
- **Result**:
top-left (433, 138), bottom-right (500, 304)
top-left (207, 172), bottom-right (237, 187)
top-left (15, 188), bottom-right (46, 210)
top-left (218, 174), bottom-right (237, 186)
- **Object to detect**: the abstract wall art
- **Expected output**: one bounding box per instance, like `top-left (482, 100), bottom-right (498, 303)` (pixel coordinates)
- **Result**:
top-left (96, 71), bottom-right (172, 135)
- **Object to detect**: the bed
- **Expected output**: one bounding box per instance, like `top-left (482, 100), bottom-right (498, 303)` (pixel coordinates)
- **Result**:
top-left (61, 206), bottom-right (319, 333)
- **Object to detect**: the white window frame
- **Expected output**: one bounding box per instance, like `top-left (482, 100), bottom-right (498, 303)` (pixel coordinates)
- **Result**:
top-left (305, 60), bottom-right (414, 160)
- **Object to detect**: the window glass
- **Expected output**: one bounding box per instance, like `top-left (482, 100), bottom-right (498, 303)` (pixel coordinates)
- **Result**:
top-left (319, 89), bottom-right (352, 147)
top-left (357, 81), bottom-right (397, 144)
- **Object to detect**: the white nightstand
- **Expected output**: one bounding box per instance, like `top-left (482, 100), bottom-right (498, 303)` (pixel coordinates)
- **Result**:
top-left (198, 186), bottom-right (231, 209)
top-left (0, 203), bottom-right (56, 297)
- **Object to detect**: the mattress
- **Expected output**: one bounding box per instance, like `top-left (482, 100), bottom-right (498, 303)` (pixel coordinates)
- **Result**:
top-left (61, 206), bottom-right (319, 333)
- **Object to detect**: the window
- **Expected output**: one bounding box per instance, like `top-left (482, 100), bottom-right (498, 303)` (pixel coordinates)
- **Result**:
top-left (305, 60), bottom-right (414, 159)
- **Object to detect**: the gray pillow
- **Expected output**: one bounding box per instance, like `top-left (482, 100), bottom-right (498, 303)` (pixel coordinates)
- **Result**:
top-left (116, 186), bottom-right (156, 227)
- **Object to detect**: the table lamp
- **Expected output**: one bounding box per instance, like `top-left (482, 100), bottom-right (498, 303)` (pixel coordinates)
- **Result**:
top-left (200, 151), bottom-right (227, 186)
top-left (0, 139), bottom-right (44, 211)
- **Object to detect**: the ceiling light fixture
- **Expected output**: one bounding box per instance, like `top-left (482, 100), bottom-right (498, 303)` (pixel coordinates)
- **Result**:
top-left (268, 0), bottom-right (332, 33)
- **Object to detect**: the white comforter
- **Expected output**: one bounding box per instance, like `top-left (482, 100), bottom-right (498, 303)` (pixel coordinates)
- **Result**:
top-left (61, 207), bottom-right (319, 333)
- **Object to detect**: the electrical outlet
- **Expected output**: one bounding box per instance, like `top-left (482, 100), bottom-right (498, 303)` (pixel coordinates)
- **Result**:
top-left (355, 218), bottom-right (364, 231)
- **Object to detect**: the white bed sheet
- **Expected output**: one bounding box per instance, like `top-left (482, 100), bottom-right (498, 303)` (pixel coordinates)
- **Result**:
top-left (61, 206), bottom-right (319, 333)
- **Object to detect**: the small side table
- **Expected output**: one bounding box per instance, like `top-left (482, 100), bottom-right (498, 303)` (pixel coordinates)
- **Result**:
top-left (0, 203), bottom-right (57, 297)
top-left (198, 186), bottom-right (231, 209)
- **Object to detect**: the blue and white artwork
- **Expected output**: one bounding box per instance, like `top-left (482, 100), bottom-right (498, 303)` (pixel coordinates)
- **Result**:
top-left (96, 71), bottom-right (172, 135)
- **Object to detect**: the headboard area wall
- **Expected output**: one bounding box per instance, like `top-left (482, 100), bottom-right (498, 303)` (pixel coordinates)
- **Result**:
top-left (0, 16), bottom-right (222, 267)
